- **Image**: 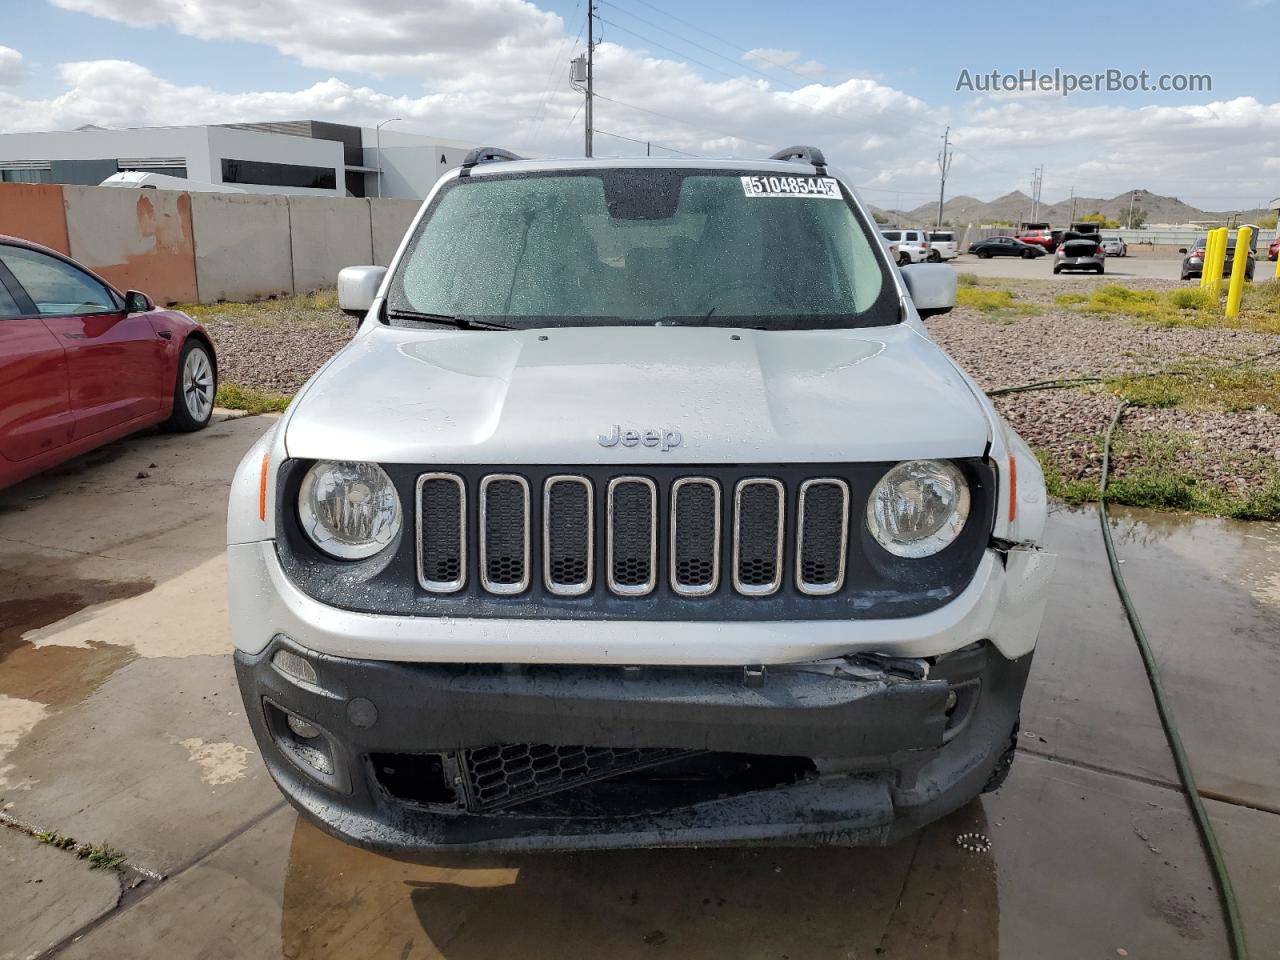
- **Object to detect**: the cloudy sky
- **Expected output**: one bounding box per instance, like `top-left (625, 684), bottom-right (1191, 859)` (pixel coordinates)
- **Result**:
top-left (1, 0), bottom-right (1277, 210)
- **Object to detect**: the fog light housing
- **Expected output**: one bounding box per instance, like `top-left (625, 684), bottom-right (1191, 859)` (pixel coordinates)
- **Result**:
top-left (287, 715), bottom-right (321, 739)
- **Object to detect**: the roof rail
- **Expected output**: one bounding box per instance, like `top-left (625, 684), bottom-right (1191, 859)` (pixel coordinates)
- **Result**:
top-left (769, 145), bottom-right (827, 173)
top-left (458, 146), bottom-right (524, 178)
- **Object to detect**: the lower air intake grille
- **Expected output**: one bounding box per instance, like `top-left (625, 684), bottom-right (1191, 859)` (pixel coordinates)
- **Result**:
top-left (480, 475), bottom-right (529, 594)
top-left (462, 743), bottom-right (690, 811)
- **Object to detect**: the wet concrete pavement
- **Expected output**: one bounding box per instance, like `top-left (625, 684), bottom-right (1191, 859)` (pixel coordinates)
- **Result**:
top-left (1, 419), bottom-right (1278, 959)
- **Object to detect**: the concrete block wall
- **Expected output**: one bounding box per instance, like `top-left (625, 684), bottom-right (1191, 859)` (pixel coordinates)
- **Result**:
top-left (0, 183), bottom-right (424, 304)
top-left (62, 185), bottom-right (198, 304)
top-left (190, 192), bottom-right (294, 303)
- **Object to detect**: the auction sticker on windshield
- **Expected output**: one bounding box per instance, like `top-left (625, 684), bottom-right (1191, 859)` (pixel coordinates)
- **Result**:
top-left (741, 175), bottom-right (842, 198)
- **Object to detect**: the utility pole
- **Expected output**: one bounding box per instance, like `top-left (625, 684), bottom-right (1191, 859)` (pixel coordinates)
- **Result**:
top-left (585, 1), bottom-right (595, 158)
top-left (1127, 189), bottom-right (1137, 229)
top-left (936, 126), bottom-right (953, 230)
top-left (1030, 166), bottom-right (1044, 223)
top-left (1069, 185), bottom-right (1076, 224)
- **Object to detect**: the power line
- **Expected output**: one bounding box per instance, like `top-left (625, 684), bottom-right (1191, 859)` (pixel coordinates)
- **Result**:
top-left (592, 127), bottom-right (701, 157)
top-left (530, 2), bottom-right (586, 136)
top-left (610, 0), bottom-right (819, 85)
top-left (591, 91), bottom-right (769, 148)
top-left (598, 1), bottom-right (799, 89)
top-left (597, 17), bottom-right (747, 83)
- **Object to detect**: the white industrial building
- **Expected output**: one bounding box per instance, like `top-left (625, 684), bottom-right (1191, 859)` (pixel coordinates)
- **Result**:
top-left (0, 121), bottom-right (486, 199)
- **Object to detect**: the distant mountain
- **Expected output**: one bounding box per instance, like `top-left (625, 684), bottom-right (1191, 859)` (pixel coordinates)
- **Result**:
top-left (869, 188), bottom-right (1271, 228)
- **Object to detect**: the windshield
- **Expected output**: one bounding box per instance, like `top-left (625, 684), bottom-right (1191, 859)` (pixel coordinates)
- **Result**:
top-left (387, 168), bottom-right (895, 330)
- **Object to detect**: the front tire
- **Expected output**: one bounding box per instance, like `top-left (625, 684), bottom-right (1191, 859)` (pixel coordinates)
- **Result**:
top-left (977, 250), bottom-right (991, 259)
top-left (1022, 249), bottom-right (1035, 259)
top-left (163, 339), bottom-right (216, 432)
top-left (898, 253), bottom-right (911, 266)
top-left (927, 249), bottom-right (941, 263)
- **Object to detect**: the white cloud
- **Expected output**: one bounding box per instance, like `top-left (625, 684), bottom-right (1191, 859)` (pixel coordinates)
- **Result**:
top-left (0, 46), bottom-right (25, 86)
top-left (8, 2), bottom-right (1280, 210)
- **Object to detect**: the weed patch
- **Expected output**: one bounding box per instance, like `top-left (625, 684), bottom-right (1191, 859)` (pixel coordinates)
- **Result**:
top-left (215, 383), bottom-right (293, 415)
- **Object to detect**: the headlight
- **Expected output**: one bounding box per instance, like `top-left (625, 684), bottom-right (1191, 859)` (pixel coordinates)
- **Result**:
top-left (867, 460), bottom-right (970, 558)
top-left (298, 460), bottom-right (401, 560)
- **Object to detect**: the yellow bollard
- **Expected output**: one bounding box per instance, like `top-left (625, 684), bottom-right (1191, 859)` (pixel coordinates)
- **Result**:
top-left (1208, 227), bottom-right (1229, 299)
top-left (1199, 230), bottom-right (1217, 290)
top-left (1225, 226), bottom-right (1253, 318)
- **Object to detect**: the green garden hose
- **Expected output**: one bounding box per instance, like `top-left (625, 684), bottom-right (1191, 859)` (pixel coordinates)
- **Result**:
top-left (1098, 400), bottom-right (1248, 960)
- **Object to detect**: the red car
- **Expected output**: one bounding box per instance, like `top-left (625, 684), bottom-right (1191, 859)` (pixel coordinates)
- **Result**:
top-left (1015, 229), bottom-right (1057, 252)
top-left (1270, 234), bottom-right (1279, 261)
top-left (0, 235), bottom-right (217, 489)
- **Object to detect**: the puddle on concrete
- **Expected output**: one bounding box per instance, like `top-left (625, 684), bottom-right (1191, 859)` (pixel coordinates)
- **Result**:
top-left (275, 805), bottom-right (998, 959)
top-left (0, 566), bottom-right (152, 708)
top-left (1106, 506), bottom-right (1280, 613)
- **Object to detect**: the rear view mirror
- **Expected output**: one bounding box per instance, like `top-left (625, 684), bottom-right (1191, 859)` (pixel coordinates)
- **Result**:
top-left (901, 263), bottom-right (957, 318)
top-left (338, 265), bottom-right (388, 319)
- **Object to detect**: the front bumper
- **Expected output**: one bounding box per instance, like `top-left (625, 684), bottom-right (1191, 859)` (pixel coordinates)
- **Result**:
top-left (235, 636), bottom-right (1031, 852)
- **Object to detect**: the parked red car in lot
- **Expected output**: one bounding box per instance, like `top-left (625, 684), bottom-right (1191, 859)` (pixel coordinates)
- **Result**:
top-left (1015, 228), bottom-right (1057, 252)
top-left (1270, 234), bottom-right (1279, 261)
top-left (0, 235), bottom-right (217, 489)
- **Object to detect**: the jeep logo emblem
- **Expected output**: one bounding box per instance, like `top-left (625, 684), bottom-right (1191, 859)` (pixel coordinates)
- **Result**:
top-left (597, 424), bottom-right (683, 452)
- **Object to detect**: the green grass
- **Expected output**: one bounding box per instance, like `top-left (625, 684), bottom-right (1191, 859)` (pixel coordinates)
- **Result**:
top-left (215, 383), bottom-right (293, 415)
top-left (956, 272), bottom-right (980, 287)
top-left (176, 288), bottom-right (342, 326)
top-left (80, 842), bottom-right (127, 872)
top-left (1107, 364), bottom-right (1280, 413)
top-left (35, 830), bottom-right (76, 850)
top-left (955, 287), bottom-right (1042, 323)
top-left (1035, 432), bottom-right (1280, 521)
top-left (1055, 281), bottom-right (1280, 334)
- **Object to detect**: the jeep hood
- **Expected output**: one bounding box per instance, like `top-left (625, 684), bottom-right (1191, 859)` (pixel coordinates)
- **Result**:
top-left (283, 324), bottom-right (991, 464)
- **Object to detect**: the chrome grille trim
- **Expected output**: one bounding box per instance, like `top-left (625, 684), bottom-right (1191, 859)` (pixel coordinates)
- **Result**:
top-left (606, 476), bottom-right (657, 596)
top-left (669, 477), bottom-right (721, 596)
top-left (795, 478), bottom-right (850, 596)
top-left (732, 478), bottom-right (785, 597)
top-left (543, 475), bottom-right (594, 597)
top-left (479, 474), bottom-right (530, 595)
top-left (415, 472), bottom-right (466, 593)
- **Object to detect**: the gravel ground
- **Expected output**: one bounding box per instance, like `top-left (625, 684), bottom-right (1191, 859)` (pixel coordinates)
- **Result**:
top-left (927, 276), bottom-right (1280, 504)
top-left (202, 298), bottom-right (353, 394)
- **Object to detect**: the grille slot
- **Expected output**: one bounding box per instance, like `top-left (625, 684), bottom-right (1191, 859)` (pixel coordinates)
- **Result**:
top-left (479, 474), bottom-right (530, 594)
top-left (607, 477), bottom-right (657, 596)
top-left (416, 473), bottom-right (466, 592)
top-left (670, 477), bottom-right (720, 596)
top-left (544, 475), bottom-right (593, 596)
top-left (796, 478), bottom-right (849, 595)
top-left (733, 478), bottom-right (784, 596)
top-left (461, 743), bottom-right (691, 811)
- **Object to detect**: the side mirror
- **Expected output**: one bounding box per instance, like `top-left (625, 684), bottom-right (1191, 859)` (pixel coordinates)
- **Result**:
top-left (124, 289), bottom-right (154, 313)
top-left (338, 265), bottom-right (388, 318)
top-left (1178, 247), bottom-right (1187, 254)
top-left (901, 263), bottom-right (956, 318)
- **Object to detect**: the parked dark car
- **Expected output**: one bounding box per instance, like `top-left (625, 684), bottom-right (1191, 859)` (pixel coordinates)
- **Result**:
top-left (968, 236), bottom-right (1046, 259)
top-left (1053, 234), bottom-right (1107, 274)
top-left (0, 234), bottom-right (217, 489)
top-left (1179, 239), bottom-right (1256, 281)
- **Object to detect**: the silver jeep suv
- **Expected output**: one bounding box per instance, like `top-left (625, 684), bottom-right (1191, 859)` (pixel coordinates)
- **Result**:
top-left (228, 146), bottom-right (1055, 852)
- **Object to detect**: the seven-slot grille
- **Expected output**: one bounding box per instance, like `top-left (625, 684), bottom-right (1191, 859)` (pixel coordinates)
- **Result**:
top-left (416, 471), bottom-right (853, 599)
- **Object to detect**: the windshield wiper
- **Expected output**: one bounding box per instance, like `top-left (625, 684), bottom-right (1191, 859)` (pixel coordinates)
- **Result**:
top-left (385, 309), bottom-right (513, 331)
